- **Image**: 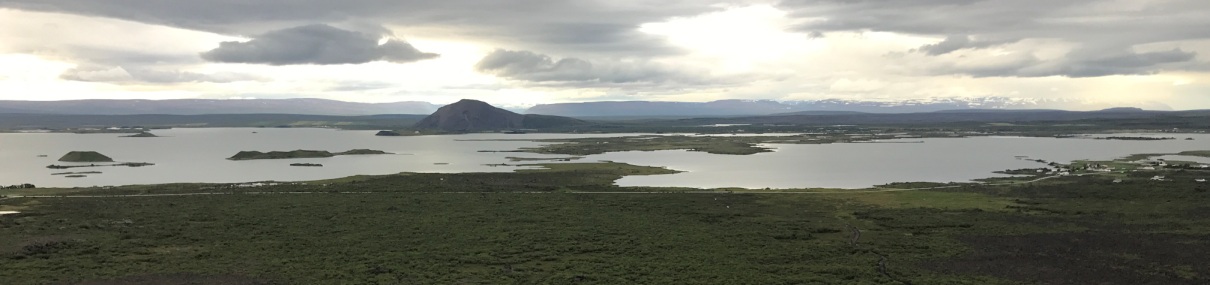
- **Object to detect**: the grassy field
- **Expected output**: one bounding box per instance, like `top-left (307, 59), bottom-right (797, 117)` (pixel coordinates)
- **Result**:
top-left (3, 161), bottom-right (1209, 284)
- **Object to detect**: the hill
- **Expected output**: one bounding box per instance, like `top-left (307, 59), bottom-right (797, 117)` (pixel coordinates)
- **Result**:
top-left (58, 151), bottom-right (114, 162)
top-left (0, 98), bottom-right (438, 115)
top-left (414, 99), bottom-right (587, 132)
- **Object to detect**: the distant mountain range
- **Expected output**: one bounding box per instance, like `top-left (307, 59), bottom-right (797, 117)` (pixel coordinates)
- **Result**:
top-left (0, 99), bottom-right (439, 115)
top-left (525, 97), bottom-right (1174, 117)
top-left (675, 108), bottom-right (1210, 126)
top-left (0, 97), bottom-right (1179, 118)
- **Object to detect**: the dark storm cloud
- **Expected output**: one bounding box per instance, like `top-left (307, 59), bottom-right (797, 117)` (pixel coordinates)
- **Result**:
top-left (779, 0), bottom-right (1210, 77)
top-left (199, 24), bottom-right (437, 65)
top-left (0, 0), bottom-right (718, 56)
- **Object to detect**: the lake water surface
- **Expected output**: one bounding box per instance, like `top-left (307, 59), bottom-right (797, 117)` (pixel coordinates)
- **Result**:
top-left (593, 135), bottom-right (1210, 188)
top-left (1, 129), bottom-right (1207, 189)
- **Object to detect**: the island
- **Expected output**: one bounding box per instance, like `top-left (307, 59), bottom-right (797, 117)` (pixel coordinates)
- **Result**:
top-left (289, 163), bottom-right (323, 167)
top-left (47, 162), bottom-right (154, 169)
top-left (228, 149), bottom-right (392, 160)
top-left (338, 149), bottom-right (391, 155)
top-left (52, 171), bottom-right (103, 176)
top-left (58, 151), bottom-right (114, 162)
top-left (121, 132), bottom-right (159, 138)
top-left (375, 130), bottom-right (403, 136)
top-left (1096, 136), bottom-right (1176, 141)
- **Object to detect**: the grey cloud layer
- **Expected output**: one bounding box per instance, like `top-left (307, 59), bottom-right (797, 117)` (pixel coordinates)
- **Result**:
top-left (60, 66), bottom-right (260, 84)
top-left (6, 0), bottom-right (1210, 80)
top-left (916, 35), bottom-right (1015, 56)
top-left (475, 49), bottom-right (716, 87)
top-left (937, 49), bottom-right (1198, 78)
top-left (199, 24), bottom-right (437, 65)
top-left (782, 0), bottom-right (1210, 77)
top-left (0, 0), bottom-right (717, 57)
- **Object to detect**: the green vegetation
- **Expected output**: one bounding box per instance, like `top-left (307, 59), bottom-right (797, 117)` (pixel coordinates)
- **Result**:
top-left (505, 156), bottom-right (583, 162)
top-left (514, 135), bottom-right (817, 155)
top-left (228, 149), bottom-right (391, 160)
top-left (56, 151), bottom-right (114, 162)
top-left (229, 150), bottom-right (336, 160)
top-left (120, 132), bottom-right (159, 138)
top-left (2, 160), bottom-right (1209, 284)
top-left (1097, 136), bottom-right (1176, 140)
top-left (1178, 150), bottom-right (1210, 157)
top-left (337, 149), bottom-right (391, 155)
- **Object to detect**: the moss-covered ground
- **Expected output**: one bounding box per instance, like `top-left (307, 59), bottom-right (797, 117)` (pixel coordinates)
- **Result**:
top-left (3, 159), bottom-right (1209, 284)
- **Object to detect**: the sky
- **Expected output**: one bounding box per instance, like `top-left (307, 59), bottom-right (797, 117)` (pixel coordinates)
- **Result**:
top-left (0, 0), bottom-right (1208, 109)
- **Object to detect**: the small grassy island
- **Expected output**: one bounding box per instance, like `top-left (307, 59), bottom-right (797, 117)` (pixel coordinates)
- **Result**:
top-left (57, 151), bottom-right (114, 162)
top-left (375, 130), bottom-right (402, 136)
top-left (120, 132), bottom-right (159, 138)
top-left (338, 149), bottom-right (391, 155)
top-left (1097, 136), bottom-right (1176, 140)
top-left (228, 149), bottom-right (392, 160)
top-left (229, 150), bottom-right (335, 160)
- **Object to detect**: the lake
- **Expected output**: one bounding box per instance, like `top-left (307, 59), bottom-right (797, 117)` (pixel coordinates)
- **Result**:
top-left (593, 135), bottom-right (1210, 188)
top-left (0, 128), bottom-right (625, 188)
top-left (0, 129), bottom-right (1207, 189)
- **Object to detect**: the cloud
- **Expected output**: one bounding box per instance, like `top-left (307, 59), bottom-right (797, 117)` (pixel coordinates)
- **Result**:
top-left (199, 24), bottom-right (437, 65)
top-left (61, 66), bottom-right (260, 83)
top-left (474, 49), bottom-right (709, 86)
top-left (1052, 49), bottom-right (1198, 78)
top-left (916, 35), bottom-right (1015, 55)
top-left (779, 0), bottom-right (1210, 76)
top-left (933, 48), bottom-right (1198, 78)
top-left (0, 0), bottom-right (719, 57)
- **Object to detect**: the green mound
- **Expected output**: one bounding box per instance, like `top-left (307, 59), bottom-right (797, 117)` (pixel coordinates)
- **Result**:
top-left (121, 132), bottom-right (159, 138)
top-left (57, 151), bottom-right (114, 162)
top-left (228, 150), bottom-right (335, 161)
top-left (337, 149), bottom-right (392, 155)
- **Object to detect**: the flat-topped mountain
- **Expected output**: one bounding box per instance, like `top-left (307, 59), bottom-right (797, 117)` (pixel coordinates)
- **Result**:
top-left (414, 99), bottom-right (586, 132)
